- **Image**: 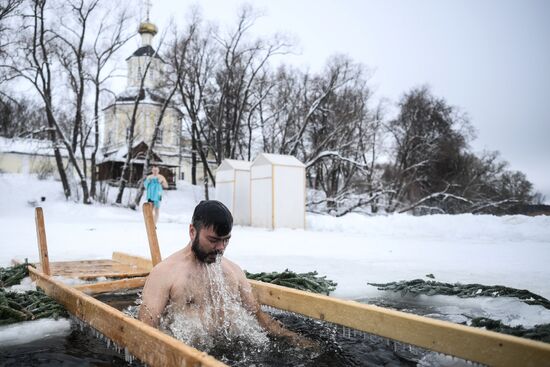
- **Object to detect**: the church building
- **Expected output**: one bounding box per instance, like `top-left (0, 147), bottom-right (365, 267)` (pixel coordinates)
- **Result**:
top-left (98, 18), bottom-right (183, 188)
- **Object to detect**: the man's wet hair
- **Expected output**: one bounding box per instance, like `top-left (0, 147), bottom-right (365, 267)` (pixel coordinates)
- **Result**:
top-left (192, 200), bottom-right (233, 236)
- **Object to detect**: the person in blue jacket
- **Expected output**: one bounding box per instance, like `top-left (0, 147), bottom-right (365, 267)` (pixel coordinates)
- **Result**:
top-left (144, 165), bottom-right (168, 224)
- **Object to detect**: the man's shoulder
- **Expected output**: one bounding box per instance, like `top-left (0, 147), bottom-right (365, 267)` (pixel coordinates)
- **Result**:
top-left (152, 249), bottom-right (195, 274)
top-left (150, 251), bottom-right (179, 272)
top-left (221, 256), bottom-right (238, 268)
top-left (148, 257), bottom-right (185, 288)
top-left (222, 258), bottom-right (245, 277)
top-left (148, 260), bottom-right (171, 279)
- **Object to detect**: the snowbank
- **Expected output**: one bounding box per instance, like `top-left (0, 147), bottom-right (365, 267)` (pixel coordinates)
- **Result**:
top-left (1, 172), bottom-right (549, 333)
top-left (0, 318), bottom-right (71, 347)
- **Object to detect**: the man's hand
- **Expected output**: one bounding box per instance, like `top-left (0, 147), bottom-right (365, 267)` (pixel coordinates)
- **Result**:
top-left (236, 266), bottom-right (320, 350)
top-left (285, 333), bottom-right (321, 350)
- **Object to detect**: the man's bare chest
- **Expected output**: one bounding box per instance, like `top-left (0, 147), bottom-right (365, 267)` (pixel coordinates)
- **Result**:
top-left (168, 271), bottom-right (240, 308)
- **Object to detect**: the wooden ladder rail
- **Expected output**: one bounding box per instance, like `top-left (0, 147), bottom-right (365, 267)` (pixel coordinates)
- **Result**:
top-left (32, 207), bottom-right (157, 292)
top-left (35, 207), bottom-right (51, 275)
top-left (142, 202), bottom-right (162, 267)
top-left (29, 267), bottom-right (227, 367)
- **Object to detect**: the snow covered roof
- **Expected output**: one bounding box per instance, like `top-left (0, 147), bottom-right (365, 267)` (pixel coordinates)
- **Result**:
top-left (217, 159), bottom-right (252, 171)
top-left (252, 153), bottom-right (305, 167)
top-left (99, 141), bottom-right (180, 167)
top-left (0, 136), bottom-right (53, 155)
top-left (101, 141), bottom-right (151, 161)
top-left (0, 137), bottom-right (92, 158)
top-left (102, 87), bottom-right (183, 115)
top-left (114, 87), bottom-right (166, 104)
top-left (126, 45), bottom-right (164, 62)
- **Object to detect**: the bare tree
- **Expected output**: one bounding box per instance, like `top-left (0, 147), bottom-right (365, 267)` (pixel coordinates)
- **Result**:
top-left (258, 55), bottom-right (379, 214)
top-left (132, 23), bottom-right (197, 208)
top-left (175, 12), bottom-right (216, 186)
top-left (203, 6), bottom-right (291, 167)
top-left (258, 65), bottom-right (304, 154)
top-left (7, 0), bottom-right (72, 198)
top-left (54, 0), bottom-right (99, 154)
top-left (384, 86), bottom-right (471, 213)
top-left (0, 0), bottom-right (23, 58)
top-left (455, 151), bottom-right (534, 214)
top-left (114, 60), bottom-right (154, 204)
top-left (51, 0), bottom-right (105, 203)
top-left (5, 0), bottom-right (133, 204)
top-left (0, 96), bottom-right (47, 138)
top-left (88, 4), bottom-right (133, 198)
top-left (115, 27), bottom-right (168, 204)
top-left (170, 6), bottom-right (291, 196)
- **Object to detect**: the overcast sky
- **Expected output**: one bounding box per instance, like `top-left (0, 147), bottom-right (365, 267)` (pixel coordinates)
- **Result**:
top-left (147, 0), bottom-right (550, 200)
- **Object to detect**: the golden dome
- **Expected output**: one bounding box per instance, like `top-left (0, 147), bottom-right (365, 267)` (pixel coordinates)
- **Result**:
top-left (138, 22), bottom-right (158, 36)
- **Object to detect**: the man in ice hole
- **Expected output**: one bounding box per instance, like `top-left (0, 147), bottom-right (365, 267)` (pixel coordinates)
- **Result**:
top-left (139, 200), bottom-right (312, 347)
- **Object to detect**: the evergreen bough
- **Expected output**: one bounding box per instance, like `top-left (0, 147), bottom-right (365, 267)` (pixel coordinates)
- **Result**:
top-left (368, 279), bottom-right (550, 309)
top-left (245, 269), bottom-right (337, 295)
top-left (0, 262), bottom-right (32, 287)
top-left (469, 317), bottom-right (550, 343)
top-left (369, 279), bottom-right (550, 343)
top-left (0, 288), bottom-right (68, 326)
top-left (0, 263), bottom-right (68, 326)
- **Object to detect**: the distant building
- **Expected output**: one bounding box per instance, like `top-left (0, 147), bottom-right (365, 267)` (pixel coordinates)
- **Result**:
top-left (98, 18), bottom-right (214, 188)
top-left (99, 18), bottom-right (181, 187)
top-left (0, 136), bottom-right (90, 179)
top-left (0, 18), bottom-right (215, 189)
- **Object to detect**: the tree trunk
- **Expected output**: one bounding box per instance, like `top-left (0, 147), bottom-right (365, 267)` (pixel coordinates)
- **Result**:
top-left (90, 82), bottom-right (100, 199)
top-left (191, 121), bottom-right (197, 185)
top-left (45, 108), bottom-right (71, 199)
top-left (203, 157), bottom-right (209, 200)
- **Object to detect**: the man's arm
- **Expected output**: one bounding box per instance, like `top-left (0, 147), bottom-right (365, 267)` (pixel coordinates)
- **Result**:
top-left (236, 268), bottom-right (317, 347)
top-left (138, 265), bottom-right (171, 327)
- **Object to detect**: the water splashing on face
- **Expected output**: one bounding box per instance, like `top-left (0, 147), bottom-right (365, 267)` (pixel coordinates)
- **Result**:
top-left (159, 256), bottom-right (269, 353)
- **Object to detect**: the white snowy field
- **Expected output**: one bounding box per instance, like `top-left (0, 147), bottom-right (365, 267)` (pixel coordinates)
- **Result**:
top-left (1, 172), bottom-right (550, 344)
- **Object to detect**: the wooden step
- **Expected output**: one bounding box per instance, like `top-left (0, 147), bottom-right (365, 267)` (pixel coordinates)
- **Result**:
top-left (34, 259), bottom-right (150, 280)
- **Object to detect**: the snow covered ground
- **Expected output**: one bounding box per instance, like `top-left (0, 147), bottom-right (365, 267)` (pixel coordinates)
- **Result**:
top-left (1, 173), bottom-right (550, 345)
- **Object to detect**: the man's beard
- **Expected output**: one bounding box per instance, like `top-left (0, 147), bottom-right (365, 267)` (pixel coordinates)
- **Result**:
top-left (192, 235), bottom-right (221, 264)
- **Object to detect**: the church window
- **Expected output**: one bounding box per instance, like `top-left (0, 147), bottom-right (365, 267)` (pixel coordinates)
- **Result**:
top-left (105, 129), bottom-right (113, 145)
top-left (155, 128), bottom-right (163, 145)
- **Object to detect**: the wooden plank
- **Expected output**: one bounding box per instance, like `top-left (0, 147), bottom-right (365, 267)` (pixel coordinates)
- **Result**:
top-left (71, 271), bottom-right (150, 280)
top-left (112, 252), bottom-right (154, 272)
top-left (29, 266), bottom-right (227, 367)
top-left (37, 260), bottom-right (142, 272)
top-left (249, 280), bottom-right (550, 367)
top-left (142, 203), bottom-right (162, 266)
top-left (36, 259), bottom-right (115, 266)
top-left (74, 277), bottom-right (147, 294)
top-left (34, 260), bottom-right (150, 280)
top-left (35, 207), bottom-right (51, 275)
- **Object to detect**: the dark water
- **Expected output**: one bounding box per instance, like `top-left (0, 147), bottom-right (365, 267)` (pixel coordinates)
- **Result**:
top-left (0, 292), bottom-right (441, 367)
top-left (215, 308), bottom-right (423, 367)
top-left (0, 324), bottom-right (139, 367)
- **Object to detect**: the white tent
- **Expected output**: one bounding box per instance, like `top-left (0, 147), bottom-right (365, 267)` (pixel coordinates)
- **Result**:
top-left (215, 159), bottom-right (252, 225)
top-left (250, 153), bottom-right (306, 229)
